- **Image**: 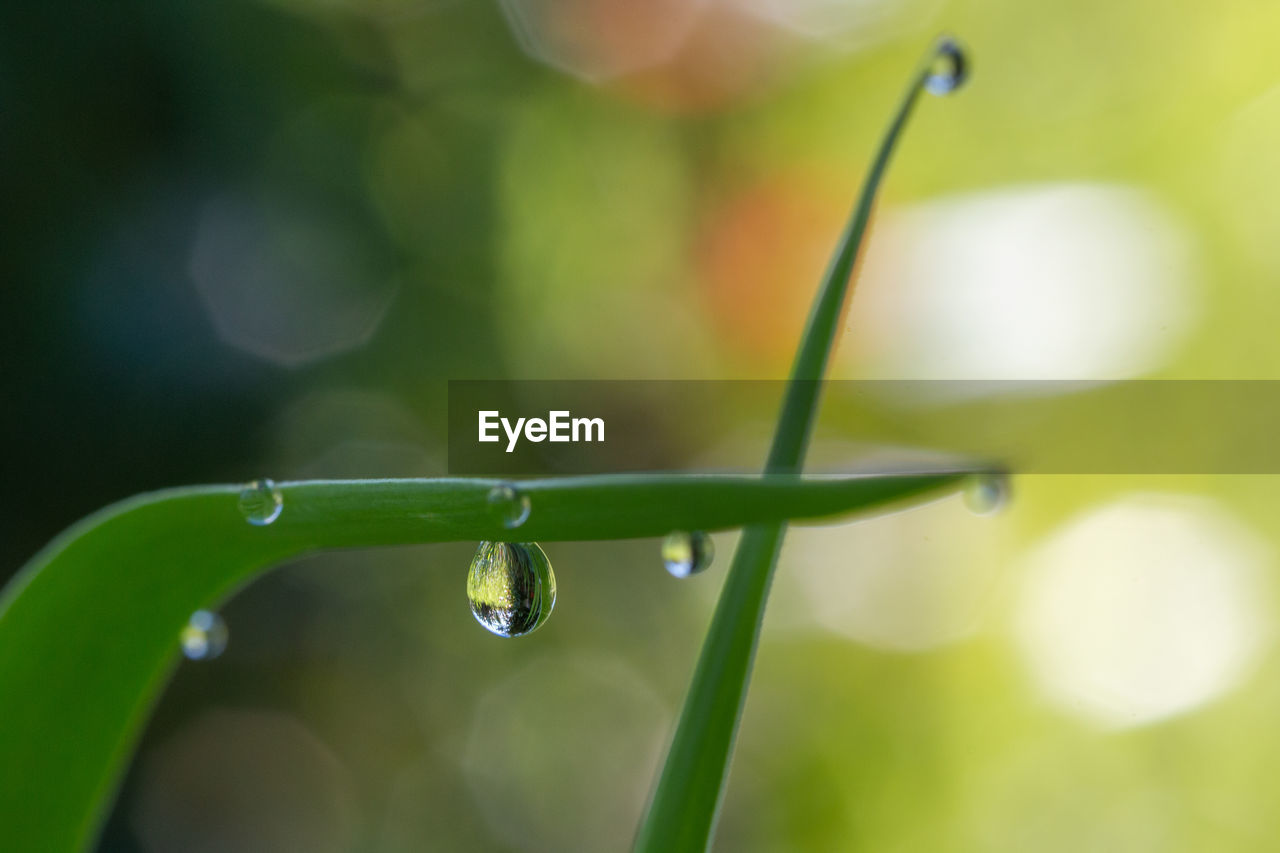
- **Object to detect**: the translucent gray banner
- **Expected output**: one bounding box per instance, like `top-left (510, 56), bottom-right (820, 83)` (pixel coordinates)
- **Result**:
top-left (447, 380), bottom-right (1280, 475)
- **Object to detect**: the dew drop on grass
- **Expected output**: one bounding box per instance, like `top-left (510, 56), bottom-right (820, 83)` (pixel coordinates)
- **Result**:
top-left (238, 478), bottom-right (283, 526)
top-left (964, 473), bottom-right (1009, 516)
top-left (467, 542), bottom-right (556, 637)
top-left (925, 38), bottom-right (968, 96)
top-left (180, 610), bottom-right (228, 660)
top-left (662, 531), bottom-right (715, 578)
top-left (487, 482), bottom-right (531, 530)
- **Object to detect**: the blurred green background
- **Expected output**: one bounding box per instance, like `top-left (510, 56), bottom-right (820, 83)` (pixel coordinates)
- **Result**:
top-left (6, 0), bottom-right (1280, 849)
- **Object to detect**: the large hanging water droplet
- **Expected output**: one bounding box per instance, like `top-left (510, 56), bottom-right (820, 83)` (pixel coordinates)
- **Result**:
top-left (964, 473), bottom-right (1009, 516)
top-left (180, 610), bottom-right (228, 660)
top-left (467, 542), bottom-right (556, 638)
top-left (662, 531), bottom-right (715, 578)
top-left (487, 483), bottom-right (531, 530)
top-left (925, 38), bottom-right (968, 96)
top-left (238, 478), bottom-right (282, 526)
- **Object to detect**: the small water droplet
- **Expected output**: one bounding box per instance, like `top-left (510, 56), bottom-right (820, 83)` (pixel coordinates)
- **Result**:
top-left (180, 610), bottom-right (228, 660)
top-left (925, 38), bottom-right (968, 96)
top-left (964, 473), bottom-right (1009, 516)
top-left (662, 531), bottom-right (715, 578)
top-left (238, 478), bottom-right (283, 526)
top-left (467, 542), bottom-right (556, 638)
top-left (487, 483), bottom-right (531, 530)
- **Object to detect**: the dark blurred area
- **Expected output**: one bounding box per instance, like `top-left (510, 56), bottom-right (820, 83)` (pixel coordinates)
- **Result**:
top-left (1, 0), bottom-right (516, 572)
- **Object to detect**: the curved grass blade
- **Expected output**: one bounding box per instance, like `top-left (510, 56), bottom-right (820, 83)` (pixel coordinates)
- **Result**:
top-left (634, 38), bottom-right (970, 851)
top-left (0, 470), bottom-right (974, 852)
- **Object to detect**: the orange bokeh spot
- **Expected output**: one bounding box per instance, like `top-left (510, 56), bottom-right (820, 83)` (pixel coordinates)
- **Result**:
top-left (697, 175), bottom-right (867, 366)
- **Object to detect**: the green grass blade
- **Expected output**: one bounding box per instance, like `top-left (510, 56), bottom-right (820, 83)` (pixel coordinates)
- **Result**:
top-left (0, 470), bottom-right (973, 852)
top-left (634, 38), bottom-right (967, 852)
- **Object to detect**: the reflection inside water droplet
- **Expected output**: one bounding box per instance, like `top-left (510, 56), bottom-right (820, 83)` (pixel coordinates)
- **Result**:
top-left (662, 531), bottom-right (715, 578)
top-left (925, 38), bottom-right (968, 96)
top-left (487, 483), bottom-right (531, 530)
top-left (238, 478), bottom-right (283, 526)
top-left (964, 473), bottom-right (1009, 516)
top-left (467, 542), bottom-right (556, 637)
top-left (180, 610), bottom-right (228, 660)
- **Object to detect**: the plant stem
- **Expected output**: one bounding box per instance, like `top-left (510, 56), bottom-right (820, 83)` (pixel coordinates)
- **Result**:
top-left (634, 39), bottom-right (962, 852)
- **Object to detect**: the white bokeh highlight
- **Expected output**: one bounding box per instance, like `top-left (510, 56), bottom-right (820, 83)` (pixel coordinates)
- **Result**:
top-left (732, 0), bottom-right (939, 43)
top-left (1014, 495), bottom-right (1273, 728)
top-left (849, 184), bottom-right (1198, 381)
top-left (190, 195), bottom-right (397, 368)
top-left (497, 0), bottom-right (709, 82)
top-left (778, 491), bottom-right (1008, 651)
top-left (462, 653), bottom-right (669, 851)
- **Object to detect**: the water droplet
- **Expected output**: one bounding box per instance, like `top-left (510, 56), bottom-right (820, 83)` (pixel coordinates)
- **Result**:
top-left (467, 542), bottom-right (556, 638)
top-left (925, 38), bottom-right (967, 96)
top-left (487, 483), bottom-right (531, 530)
top-left (238, 478), bottom-right (283, 526)
top-left (662, 531), bottom-right (715, 578)
top-left (180, 610), bottom-right (228, 660)
top-left (964, 473), bottom-right (1009, 516)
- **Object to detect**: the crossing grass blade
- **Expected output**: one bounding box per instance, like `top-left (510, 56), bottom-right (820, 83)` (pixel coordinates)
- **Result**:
top-left (633, 38), bottom-right (969, 852)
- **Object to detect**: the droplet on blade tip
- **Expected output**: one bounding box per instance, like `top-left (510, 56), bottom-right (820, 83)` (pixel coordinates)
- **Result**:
top-left (180, 610), bottom-right (228, 660)
top-left (964, 473), bottom-right (1009, 516)
top-left (467, 541), bottom-right (556, 638)
top-left (925, 38), bottom-right (968, 96)
top-left (662, 530), bottom-right (715, 578)
top-left (239, 478), bottom-right (283, 526)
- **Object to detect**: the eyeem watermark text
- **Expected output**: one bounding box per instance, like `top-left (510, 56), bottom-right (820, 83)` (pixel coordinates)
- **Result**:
top-left (478, 410), bottom-right (605, 453)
